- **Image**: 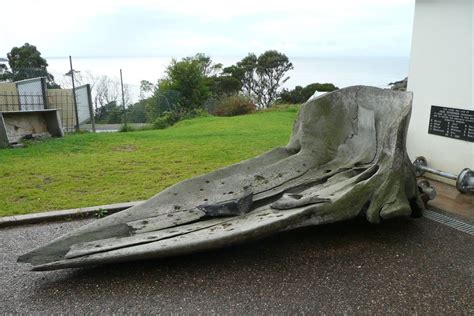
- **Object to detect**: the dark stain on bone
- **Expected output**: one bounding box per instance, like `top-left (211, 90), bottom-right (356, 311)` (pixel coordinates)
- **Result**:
top-left (199, 193), bottom-right (253, 217)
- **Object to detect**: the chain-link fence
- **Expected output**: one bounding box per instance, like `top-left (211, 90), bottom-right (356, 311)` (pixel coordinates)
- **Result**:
top-left (0, 92), bottom-right (21, 112)
top-left (46, 89), bottom-right (78, 132)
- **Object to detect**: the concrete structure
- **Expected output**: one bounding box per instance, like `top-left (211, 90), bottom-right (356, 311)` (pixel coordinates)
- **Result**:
top-left (0, 79), bottom-right (95, 132)
top-left (0, 109), bottom-right (64, 148)
top-left (407, 0), bottom-right (473, 184)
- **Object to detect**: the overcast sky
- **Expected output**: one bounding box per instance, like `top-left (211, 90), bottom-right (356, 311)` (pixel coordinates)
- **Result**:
top-left (0, 0), bottom-right (415, 58)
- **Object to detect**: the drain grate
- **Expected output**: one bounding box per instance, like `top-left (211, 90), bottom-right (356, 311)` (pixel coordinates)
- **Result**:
top-left (424, 209), bottom-right (474, 236)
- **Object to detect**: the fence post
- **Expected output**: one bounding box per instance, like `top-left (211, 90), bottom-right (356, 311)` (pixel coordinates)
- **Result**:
top-left (86, 84), bottom-right (96, 133)
top-left (120, 69), bottom-right (128, 130)
top-left (69, 56), bottom-right (80, 131)
top-left (40, 77), bottom-right (48, 109)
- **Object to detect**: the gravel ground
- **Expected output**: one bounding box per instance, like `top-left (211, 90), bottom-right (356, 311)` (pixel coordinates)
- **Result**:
top-left (1, 216), bottom-right (473, 314)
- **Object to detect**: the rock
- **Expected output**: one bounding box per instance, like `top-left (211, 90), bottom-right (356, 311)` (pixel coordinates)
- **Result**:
top-left (388, 77), bottom-right (408, 91)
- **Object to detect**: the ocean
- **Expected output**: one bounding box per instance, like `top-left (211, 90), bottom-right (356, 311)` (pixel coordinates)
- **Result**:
top-left (46, 56), bottom-right (409, 102)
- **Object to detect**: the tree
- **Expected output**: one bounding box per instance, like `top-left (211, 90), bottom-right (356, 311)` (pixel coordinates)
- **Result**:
top-left (224, 55), bottom-right (258, 99)
top-left (94, 101), bottom-right (123, 124)
top-left (146, 54), bottom-right (216, 120)
top-left (56, 72), bottom-right (129, 115)
top-left (224, 50), bottom-right (293, 108)
top-left (1, 43), bottom-right (60, 88)
top-left (161, 55), bottom-right (212, 110)
top-left (139, 80), bottom-right (155, 100)
top-left (211, 75), bottom-right (242, 96)
top-left (0, 58), bottom-right (8, 76)
top-left (93, 75), bottom-right (130, 110)
top-left (127, 100), bottom-right (148, 123)
top-left (186, 53), bottom-right (222, 77)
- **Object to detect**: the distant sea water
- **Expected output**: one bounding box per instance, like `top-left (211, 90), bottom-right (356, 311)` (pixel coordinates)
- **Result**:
top-left (46, 56), bottom-right (409, 102)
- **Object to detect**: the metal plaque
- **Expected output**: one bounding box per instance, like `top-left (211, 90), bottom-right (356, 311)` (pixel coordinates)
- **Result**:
top-left (428, 105), bottom-right (474, 142)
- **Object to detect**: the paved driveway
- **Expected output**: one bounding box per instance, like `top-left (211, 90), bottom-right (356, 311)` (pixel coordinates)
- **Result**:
top-left (1, 216), bottom-right (472, 314)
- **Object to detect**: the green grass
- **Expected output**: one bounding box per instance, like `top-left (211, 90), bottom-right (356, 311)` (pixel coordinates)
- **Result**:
top-left (0, 106), bottom-right (298, 216)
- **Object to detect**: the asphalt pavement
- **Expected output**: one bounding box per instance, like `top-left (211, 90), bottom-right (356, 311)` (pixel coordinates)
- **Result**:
top-left (1, 215), bottom-right (472, 314)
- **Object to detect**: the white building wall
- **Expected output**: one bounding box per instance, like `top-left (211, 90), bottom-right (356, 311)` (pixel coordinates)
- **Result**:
top-left (407, 0), bottom-right (473, 184)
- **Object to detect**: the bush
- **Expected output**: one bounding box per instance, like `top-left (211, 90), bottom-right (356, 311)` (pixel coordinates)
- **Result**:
top-left (127, 101), bottom-right (147, 123)
top-left (213, 95), bottom-right (256, 116)
top-left (118, 124), bottom-right (136, 132)
top-left (259, 103), bottom-right (300, 113)
top-left (151, 108), bottom-right (211, 130)
top-left (189, 108), bottom-right (210, 118)
top-left (153, 111), bottom-right (175, 129)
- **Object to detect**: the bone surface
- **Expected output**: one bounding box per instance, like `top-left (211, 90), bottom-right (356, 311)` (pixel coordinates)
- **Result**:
top-left (18, 86), bottom-right (424, 271)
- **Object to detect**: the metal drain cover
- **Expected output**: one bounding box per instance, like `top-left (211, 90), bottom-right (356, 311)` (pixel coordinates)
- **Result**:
top-left (424, 209), bottom-right (474, 236)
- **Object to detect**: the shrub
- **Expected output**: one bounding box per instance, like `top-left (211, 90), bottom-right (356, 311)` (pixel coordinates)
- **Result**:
top-left (118, 124), bottom-right (136, 132)
top-left (213, 95), bottom-right (256, 117)
top-left (151, 108), bottom-right (210, 130)
top-left (259, 103), bottom-right (300, 113)
top-left (127, 101), bottom-right (147, 123)
top-left (189, 108), bottom-right (210, 118)
top-left (153, 111), bottom-right (175, 129)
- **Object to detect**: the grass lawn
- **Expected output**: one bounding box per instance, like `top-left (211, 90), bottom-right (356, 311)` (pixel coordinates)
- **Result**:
top-left (0, 107), bottom-right (298, 216)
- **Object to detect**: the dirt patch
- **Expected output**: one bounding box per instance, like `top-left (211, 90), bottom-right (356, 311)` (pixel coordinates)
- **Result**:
top-left (112, 145), bottom-right (137, 152)
top-left (43, 176), bottom-right (54, 184)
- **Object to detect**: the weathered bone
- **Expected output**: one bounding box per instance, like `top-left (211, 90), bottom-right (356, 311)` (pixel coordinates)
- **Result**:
top-left (18, 86), bottom-right (424, 271)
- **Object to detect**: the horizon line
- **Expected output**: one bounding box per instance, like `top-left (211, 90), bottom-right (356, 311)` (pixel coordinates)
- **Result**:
top-left (39, 54), bottom-right (410, 60)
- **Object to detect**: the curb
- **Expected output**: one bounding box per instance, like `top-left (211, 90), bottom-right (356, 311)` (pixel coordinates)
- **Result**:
top-left (0, 200), bottom-right (145, 228)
